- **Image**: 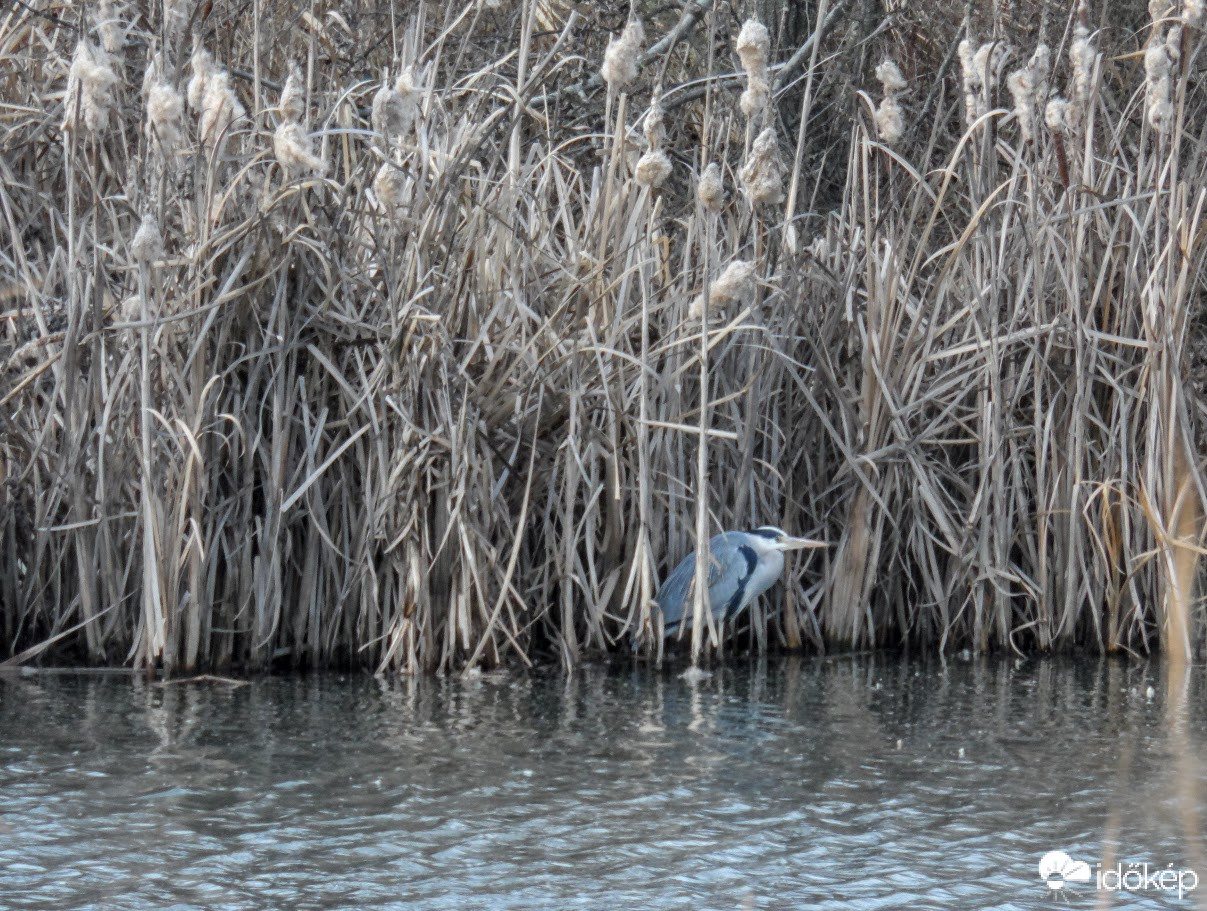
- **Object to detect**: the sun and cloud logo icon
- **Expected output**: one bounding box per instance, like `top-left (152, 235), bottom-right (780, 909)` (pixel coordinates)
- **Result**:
top-left (1039, 851), bottom-right (1093, 892)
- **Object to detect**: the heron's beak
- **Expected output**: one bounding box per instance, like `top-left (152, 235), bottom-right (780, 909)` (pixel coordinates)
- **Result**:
top-left (779, 535), bottom-right (828, 551)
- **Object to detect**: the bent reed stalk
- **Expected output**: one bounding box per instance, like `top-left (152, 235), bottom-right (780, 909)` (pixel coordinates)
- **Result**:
top-left (2, 0), bottom-right (1206, 673)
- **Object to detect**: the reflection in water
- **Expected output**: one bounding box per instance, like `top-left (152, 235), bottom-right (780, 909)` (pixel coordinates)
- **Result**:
top-left (1, 657), bottom-right (1204, 910)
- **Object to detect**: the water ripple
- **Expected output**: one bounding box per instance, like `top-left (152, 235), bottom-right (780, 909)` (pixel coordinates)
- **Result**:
top-left (1, 658), bottom-right (1203, 910)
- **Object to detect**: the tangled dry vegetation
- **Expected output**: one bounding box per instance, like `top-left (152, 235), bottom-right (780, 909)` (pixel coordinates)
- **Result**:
top-left (2, 0), bottom-right (1206, 673)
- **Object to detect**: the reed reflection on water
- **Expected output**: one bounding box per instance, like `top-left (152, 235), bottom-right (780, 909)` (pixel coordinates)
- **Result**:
top-left (1, 656), bottom-right (1204, 910)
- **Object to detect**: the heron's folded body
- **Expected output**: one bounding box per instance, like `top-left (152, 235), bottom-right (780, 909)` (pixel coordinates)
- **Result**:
top-left (654, 526), bottom-right (825, 639)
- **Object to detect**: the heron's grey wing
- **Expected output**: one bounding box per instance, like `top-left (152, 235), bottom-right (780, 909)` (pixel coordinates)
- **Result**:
top-left (654, 551), bottom-right (696, 634)
top-left (705, 534), bottom-right (760, 622)
top-left (655, 533), bottom-right (759, 637)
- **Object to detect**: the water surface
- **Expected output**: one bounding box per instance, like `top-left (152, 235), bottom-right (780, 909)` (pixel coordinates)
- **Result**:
top-left (1, 656), bottom-right (1204, 910)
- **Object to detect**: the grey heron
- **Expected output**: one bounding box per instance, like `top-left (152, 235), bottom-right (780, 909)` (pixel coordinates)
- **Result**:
top-left (655, 526), bottom-right (826, 639)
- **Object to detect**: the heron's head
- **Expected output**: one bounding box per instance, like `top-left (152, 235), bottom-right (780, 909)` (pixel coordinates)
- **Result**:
top-left (752, 526), bottom-right (828, 552)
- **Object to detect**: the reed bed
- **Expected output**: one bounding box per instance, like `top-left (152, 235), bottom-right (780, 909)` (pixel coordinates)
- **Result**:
top-left (1, 0), bottom-right (1205, 673)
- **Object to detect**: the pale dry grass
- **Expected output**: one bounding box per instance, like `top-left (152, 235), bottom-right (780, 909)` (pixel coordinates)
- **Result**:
top-left (1, 0), bottom-right (1204, 673)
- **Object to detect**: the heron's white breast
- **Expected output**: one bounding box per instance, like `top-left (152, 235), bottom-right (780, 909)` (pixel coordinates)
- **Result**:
top-left (745, 548), bottom-right (785, 602)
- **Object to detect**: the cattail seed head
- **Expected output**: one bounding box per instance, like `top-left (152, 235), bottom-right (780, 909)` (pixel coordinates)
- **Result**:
top-left (634, 149), bottom-right (671, 187)
top-left (874, 96), bottom-right (904, 143)
top-left (1147, 83), bottom-right (1173, 133)
top-left (738, 127), bottom-right (783, 207)
top-left (371, 82), bottom-right (406, 138)
top-left (1006, 44), bottom-right (1049, 147)
top-left (63, 41), bottom-right (120, 133)
top-left (972, 41), bottom-right (1008, 87)
top-left (198, 68), bottom-right (244, 150)
top-left (1044, 97), bottom-right (1071, 133)
top-left (372, 70), bottom-right (420, 138)
top-left (395, 68), bottom-right (420, 105)
top-left (131, 213), bottom-right (164, 264)
top-left (1146, 42), bottom-right (1173, 81)
top-left (739, 75), bottom-right (770, 118)
top-left (1029, 44), bottom-right (1052, 87)
top-left (1070, 24), bottom-right (1096, 107)
top-left (187, 45), bottom-right (214, 112)
top-left (1166, 25), bottom-right (1183, 61)
top-left (736, 19), bottom-right (771, 74)
top-left (1006, 68), bottom-right (1036, 144)
top-left (1145, 44), bottom-right (1174, 133)
top-left (146, 80), bottom-right (185, 154)
top-left (279, 65), bottom-right (306, 123)
top-left (373, 162), bottom-right (406, 208)
top-left (1185, 0), bottom-right (1205, 25)
top-left (696, 162), bottom-right (723, 212)
top-left (957, 39), bottom-right (980, 125)
top-left (601, 19), bottom-right (644, 90)
top-left (97, 0), bottom-right (125, 55)
top-left (875, 59), bottom-right (907, 94)
top-left (689, 260), bottom-right (756, 318)
top-left (119, 295), bottom-right (142, 322)
top-left (273, 121), bottom-right (325, 176)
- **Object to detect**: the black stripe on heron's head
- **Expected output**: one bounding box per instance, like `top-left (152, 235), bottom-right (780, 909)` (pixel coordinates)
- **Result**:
top-left (753, 526), bottom-right (787, 540)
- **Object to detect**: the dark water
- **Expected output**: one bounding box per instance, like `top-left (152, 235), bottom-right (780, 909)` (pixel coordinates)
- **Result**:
top-left (1, 657), bottom-right (1205, 910)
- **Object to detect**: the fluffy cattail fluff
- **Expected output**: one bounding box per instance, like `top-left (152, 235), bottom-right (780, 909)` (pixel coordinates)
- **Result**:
top-left (740, 76), bottom-right (770, 118)
top-left (736, 19), bottom-right (771, 119)
top-left (118, 295), bottom-right (142, 322)
top-left (1030, 44), bottom-right (1052, 88)
top-left (738, 127), bottom-right (783, 207)
top-left (279, 65), bottom-right (305, 124)
top-left (63, 41), bottom-right (119, 133)
top-left (972, 42), bottom-right (1008, 93)
top-left (145, 80), bottom-right (185, 154)
top-left (875, 59), bottom-right (907, 94)
top-left (131, 213), bottom-right (164, 264)
top-left (874, 96), bottom-right (904, 143)
top-left (697, 162), bottom-right (723, 212)
top-left (1045, 97), bottom-right (1071, 133)
top-left (1005, 69), bottom-right (1035, 144)
top-left (395, 68), bottom-right (420, 108)
top-left (372, 70), bottom-right (420, 138)
top-left (601, 19), bottom-right (644, 90)
top-left (1069, 24), bottom-right (1096, 110)
top-left (371, 80), bottom-right (405, 137)
top-left (198, 68), bottom-right (244, 149)
top-left (958, 40), bottom-right (1009, 126)
top-left (97, 0), bottom-right (125, 55)
top-left (634, 149), bottom-right (671, 187)
top-left (1185, 0), bottom-right (1204, 25)
top-left (1166, 25), bottom-right (1182, 62)
top-left (873, 59), bottom-right (906, 143)
top-left (957, 39), bottom-right (980, 125)
top-left (373, 162), bottom-right (406, 208)
top-left (273, 122), bottom-right (325, 176)
top-left (1145, 44), bottom-right (1174, 133)
top-left (736, 19), bottom-right (771, 74)
top-left (187, 45), bottom-right (214, 112)
top-left (689, 260), bottom-right (756, 319)
top-left (1006, 44), bottom-right (1049, 146)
